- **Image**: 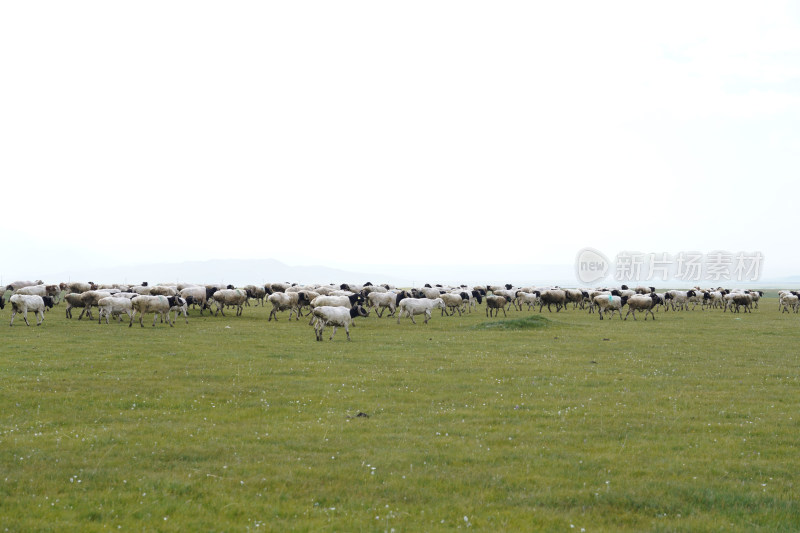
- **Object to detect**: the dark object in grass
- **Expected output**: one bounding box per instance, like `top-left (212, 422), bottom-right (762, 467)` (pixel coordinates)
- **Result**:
top-left (347, 412), bottom-right (370, 419)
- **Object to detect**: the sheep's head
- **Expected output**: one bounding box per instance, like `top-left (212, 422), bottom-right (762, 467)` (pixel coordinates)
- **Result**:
top-left (42, 296), bottom-right (55, 309)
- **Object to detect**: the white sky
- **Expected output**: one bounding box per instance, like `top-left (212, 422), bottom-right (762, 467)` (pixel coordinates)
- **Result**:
top-left (2, 1), bottom-right (799, 281)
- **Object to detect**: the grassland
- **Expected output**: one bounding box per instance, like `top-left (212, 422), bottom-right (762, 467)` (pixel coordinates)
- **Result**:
top-left (1, 296), bottom-right (799, 531)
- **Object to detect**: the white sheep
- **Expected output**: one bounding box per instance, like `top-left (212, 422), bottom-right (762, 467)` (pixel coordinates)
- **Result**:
top-left (15, 284), bottom-right (61, 299)
top-left (6, 280), bottom-right (44, 292)
top-left (268, 291), bottom-right (303, 321)
top-left (311, 305), bottom-right (369, 341)
top-left (212, 289), bottom-right (248, 317)
top-left (367, 290), bottom-right (411, 318)
top-left (130, 295), bottom-right (180, 327)
top-left (9, 295), bottom-right (54, 326)
top-left (780, 292), bottom-right (799, 313)
top-left (593, 294), bottom-right (629, 320)
top-left (97, 296), bottom-right (135, 324)
top-left (439, 292), bottom-right (466, 316)
top-left (396, 298), bottom-right (446, 324)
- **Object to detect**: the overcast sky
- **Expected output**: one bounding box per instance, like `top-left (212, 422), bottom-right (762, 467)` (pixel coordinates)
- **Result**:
top-left (2, 1), bottom-right (799, 283)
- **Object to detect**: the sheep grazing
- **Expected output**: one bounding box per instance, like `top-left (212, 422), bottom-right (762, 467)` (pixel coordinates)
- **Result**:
top-left (624, 293), bottom-right (661, 321)
top-left (593, 294), bottom-right (629, 320)
top-left (396, 297), bottom-right (446, 324)
top-left (485, 295), bottom-right (508, 317)
top-left (9, 295), bottom-right (54, 326)
top-left (212, 289), bottom-right (248, 317)
top-left (311, 305), bottom-right (369, 341)
top-left (97, 296), bottom-right (135, 325)
top-left (130, 295), bottom-right (181, 327)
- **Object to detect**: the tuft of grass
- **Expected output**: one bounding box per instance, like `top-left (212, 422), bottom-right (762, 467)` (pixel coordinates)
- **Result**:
top-left (473, 314), bottom-right (550, 330)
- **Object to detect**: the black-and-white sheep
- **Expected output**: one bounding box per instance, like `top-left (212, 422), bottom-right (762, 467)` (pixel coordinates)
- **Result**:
top-left (311, 305), bottom-right (369, 341)
top-left (9, 295), bottom-right (54, 326)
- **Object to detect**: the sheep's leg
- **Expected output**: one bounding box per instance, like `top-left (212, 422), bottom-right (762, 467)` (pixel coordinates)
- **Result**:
top-left (329, 326), bottom-right (338, 341)
top-left (37, 310), bottom-right (44, 326)
top-left (344, 325), bottom-right (351, 341)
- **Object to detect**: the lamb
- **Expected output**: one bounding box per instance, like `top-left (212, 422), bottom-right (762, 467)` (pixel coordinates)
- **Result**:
top-left (311, 305), bottom-right (369, 341)
top-left (485, 295), bottom-right (508, 317)
top-left (212, 289), bottom-right (249, 317)
top-left (624, 293), bottom-right (660, 321)
top-left (9, 295), bottom-right (54, 326)
top-left (593, 294), bottom-right (629, 320)
top-left (396, 297), bottom-right (446, 324)
top-left (97, 296), bottom-right (135, 324)
top-left (268, 291), bottom-right (303, 321)
top-left (130, 295), bottom-right (182, 327)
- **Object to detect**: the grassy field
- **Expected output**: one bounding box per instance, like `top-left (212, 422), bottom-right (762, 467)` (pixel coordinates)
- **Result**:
top-left (1, 295), bottom-right (799, 531)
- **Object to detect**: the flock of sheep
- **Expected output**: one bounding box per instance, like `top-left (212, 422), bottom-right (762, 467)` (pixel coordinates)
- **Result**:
top-left (0, 279), bottom-right (778, 339)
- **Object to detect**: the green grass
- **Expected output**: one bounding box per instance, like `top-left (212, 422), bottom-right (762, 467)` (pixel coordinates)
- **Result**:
top-left (1, 297), bottom-right (799, 531)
